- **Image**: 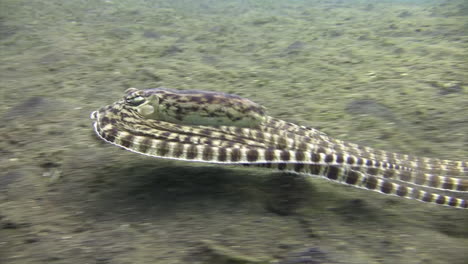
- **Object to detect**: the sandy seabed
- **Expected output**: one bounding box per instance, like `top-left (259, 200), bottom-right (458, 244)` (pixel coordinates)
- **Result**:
top-left (0, 0), bottom-right (467, 263)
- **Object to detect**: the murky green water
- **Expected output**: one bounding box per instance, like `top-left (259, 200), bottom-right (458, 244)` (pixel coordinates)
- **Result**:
top-left (1, 0), bottom-right (467, 263)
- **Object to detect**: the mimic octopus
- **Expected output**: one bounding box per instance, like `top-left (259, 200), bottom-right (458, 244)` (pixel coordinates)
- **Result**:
top-left (91, 87), bottom-right (467, 209)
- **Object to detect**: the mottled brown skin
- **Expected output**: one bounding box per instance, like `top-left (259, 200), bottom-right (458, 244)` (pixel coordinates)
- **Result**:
top-left (124, 87), bottom-right (267, 128)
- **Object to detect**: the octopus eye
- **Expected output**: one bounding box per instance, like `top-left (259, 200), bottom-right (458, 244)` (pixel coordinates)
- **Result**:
top-left (125, 96), bottom-right (146, 106)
